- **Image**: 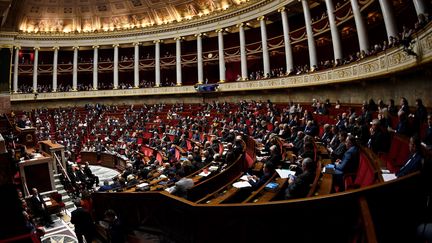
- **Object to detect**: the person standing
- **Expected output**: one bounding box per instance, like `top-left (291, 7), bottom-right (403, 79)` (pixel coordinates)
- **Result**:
top-left (71, 200), bottom-right (95, 243)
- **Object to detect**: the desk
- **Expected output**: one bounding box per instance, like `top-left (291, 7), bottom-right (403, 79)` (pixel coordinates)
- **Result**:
top-left (19, 155), bottom-right (55, 196)
top-left (39, 140), bottom-right (66, 174)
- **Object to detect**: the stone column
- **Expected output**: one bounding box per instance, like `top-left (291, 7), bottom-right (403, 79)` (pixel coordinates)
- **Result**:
top-left (72, 46), bottom-right (79, 91)
top-left (13, 46), bottom-right (20, 93)
top-left (33, 47), bottom-right (39, 93)
top-left (302, 0), bottom-right (318, 69)
top-left (216, 29), bottom-right (226, 82)
top-left (258, 16), bottom-right (270, 77)
top-left (379, 0), bottom-right (398, 41)
top-left (113, 44), bottom-right (119, 89)
top-left (196, 33), bottom-right (204, 84)
top-left (133, 42), bottom-right (140, 88)
top-left (279, 7), bottom-right (294, 74)
top-left (52, 46), bottom-right (59, 92)
top-left (154, 40), bottom-right (161, 87)
top-left (413, 0), bottom-right (428, 20)
top-left (350, 0), bottom-right (369, 53)
top-left (92, 45), bottom-right (99, 90)
top-left (325, 0), bottom-right (343, 61)
top-left (237, 23), bottom-right (248, 80)
top-left (175, 37), bottom-right (182, 86)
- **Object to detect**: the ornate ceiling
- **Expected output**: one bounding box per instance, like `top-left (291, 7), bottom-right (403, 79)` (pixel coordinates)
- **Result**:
top-left (9, 0), bottom-right (251, 33)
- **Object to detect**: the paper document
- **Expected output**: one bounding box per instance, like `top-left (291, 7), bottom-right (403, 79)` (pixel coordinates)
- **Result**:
top-left (276, 169), bottom-right (295, 179)
top-left (137, 182), bottom-right (149, 188)
top-left (240, 175), bottom-right (249, 181)
top-left (233, 181), bottom-right (252, 188)
top-left (209, 166), bottom-right (219, 171)
top-left (165, 186), bottom-right (176, 193)
top-left (199, 171), bottom-right (211, 177)
top-left (382, 173), bottom-right (397, 182)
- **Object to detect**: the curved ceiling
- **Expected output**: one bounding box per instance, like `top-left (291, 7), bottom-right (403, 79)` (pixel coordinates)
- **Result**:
top-left (3, 0), bottom-right (252, 33)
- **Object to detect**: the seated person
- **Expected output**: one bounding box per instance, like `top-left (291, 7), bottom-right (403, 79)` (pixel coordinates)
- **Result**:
top-left (83, 162), bottom-right (99, 187)
top-left (333, 135), bottom-right (359, 191)
top-left (98, 180), bottom-right (113, 192)
top-left (248, 162), bottom-right (275, 190)
top-left (396, 136), bottom-right (424, 177)
top-left (285, 158), bottom-right (316, 199)
top-left (28, 188), bottom-right (53, 226)
top-left (265, 145), bottom-right (282, 168)
top-left (169, 171), bottom-right (194, 199)
top-left (329, 131), bottom-right (348, 162)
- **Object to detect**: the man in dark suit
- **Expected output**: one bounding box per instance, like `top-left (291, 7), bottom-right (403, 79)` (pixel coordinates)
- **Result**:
top-left (266, 145), bottom-right (282, 168)
top-left (367, 119), bottom-right (387, 154)
top-left (224, 143), bottom-right (237, 164)
top-left (17, 115), bottom-right (27, 128)
top-left (71, 200), bottom-right (95, 243)
top-left (248, 162), bottom-right (275, 190)
top-left (329, 131), bottom-right (348, 162)
top-left (28, 188), bottom-right (53, 226)
top-left (285, 158), bottom-right (316, 199)
top-left (333, 135), bottom-right (359, 191)
top-left (396, 136), bottom-right (423, 177)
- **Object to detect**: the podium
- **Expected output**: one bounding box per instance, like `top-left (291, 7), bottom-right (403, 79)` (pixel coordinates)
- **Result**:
top-left (39, 140), bottom-right (66, 174)
top-left (18, 154), bottom-right (55, 196)
top-left (15, 127), bottom-right (37, 147)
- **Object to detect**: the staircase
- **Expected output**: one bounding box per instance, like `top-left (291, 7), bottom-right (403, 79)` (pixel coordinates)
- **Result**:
top-left (53, 173), bottom-right (76, 211)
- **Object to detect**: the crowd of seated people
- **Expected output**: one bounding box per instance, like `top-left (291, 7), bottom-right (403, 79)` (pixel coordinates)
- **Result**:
top-left (17, 96), bottom-right (430, 200)
top-left (244, 15), bottom-right (430, 80)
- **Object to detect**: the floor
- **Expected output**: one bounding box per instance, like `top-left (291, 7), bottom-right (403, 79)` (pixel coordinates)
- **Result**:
top-left (40, 166), bottom-right (172, 243)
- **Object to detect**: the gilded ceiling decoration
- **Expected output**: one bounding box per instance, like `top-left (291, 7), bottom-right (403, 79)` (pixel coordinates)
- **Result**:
top-left (17, 0), bottom-right (251, 33)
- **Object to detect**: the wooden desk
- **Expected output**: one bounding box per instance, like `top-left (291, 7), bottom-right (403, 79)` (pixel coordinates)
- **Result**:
top-left (247, 177), bottom-right (288, 203)
top-left (19, 155), bottom-right (55, 196)
top-left (81, 151), bottom-right (98, 165)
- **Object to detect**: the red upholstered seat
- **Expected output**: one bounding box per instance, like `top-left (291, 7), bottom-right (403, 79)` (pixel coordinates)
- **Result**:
top-left (141, 146), bottom-right (154, 157)
top-left (379, 134), bottom-right (410, 172)
top-left (245, 153), bottom-right (254, 168)
top-left (219, 143), bottom-right (224, 155)
top-left (345, 152), bottom-right (376, 190)
top-left (175, 149), bottom-right (181, 161)
top-left (267, 124), bottom-right (274, 132)
top-left (156, 153), bottom-right (163, 163)
top-left (186, 140), bottom-right (193, 151)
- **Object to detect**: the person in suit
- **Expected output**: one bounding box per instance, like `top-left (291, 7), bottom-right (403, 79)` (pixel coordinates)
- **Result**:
top-left (98, 180), bottom-right (113, 192)
top-left (329, 131), bottom-right (348, 162)
top-left (424, 114), bottom-right (432, 149)
top-left (367, 119), bottom-right (387, 154)
top-left (248, 162), bottom-right (275, 190)
top-left (396, 136), bottom-right (423, 177)
top-left (266, 145), bottom-right (282, 168)
top-left (333, 135), bottom-right (359, 191)
top-left (224, 143), bottom-right (237, 164)
top-left (17, 115), bottom-right (27, 128)
top-left (285, 158), bottom-right (316, 199)
top-left (28, 188), bottom-right (53, 226)
top-left (83, 162), bottom-right (99, 187)
top-left (71, 200), bottom-right (95, 243)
